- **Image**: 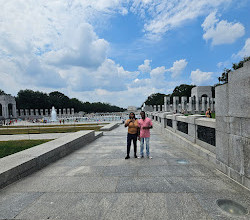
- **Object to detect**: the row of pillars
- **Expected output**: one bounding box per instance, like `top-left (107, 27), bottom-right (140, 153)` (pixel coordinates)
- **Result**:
top-left (143, 96), bottom-right (215, 113)
top-left (16, 108), bottom-right (75, 117)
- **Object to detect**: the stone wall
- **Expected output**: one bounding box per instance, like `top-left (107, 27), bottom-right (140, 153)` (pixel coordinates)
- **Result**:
top-left (215, 60), bottom-right (250, 189)
top-left (148, 112), bottom-right (217, 165)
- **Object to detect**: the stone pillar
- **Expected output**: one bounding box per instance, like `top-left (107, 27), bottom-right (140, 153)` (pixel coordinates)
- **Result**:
top-left (59, 109), bottom-right (62, 117)
top-left (13, 104), bottom-right (17, 118)
top-left (158, 105), bottom-right (161, 112)
top-left (173, 96), bottom-right (179, 113)
top-left (67, 108), bottom-right (70, 115)
top-left (181, 96), bottom-right (187, 112)
top-left (201, 97), bottom-right (206, 112)
top-left (35, 109), bottom-right (39, 116)
top-left (45, 109), bottom-right (48, 116)
top-left (30, 109), bottom-right (34, 116)
top-left (195, 97), bottom-right (200, 113)
top-left (25, 109), bottom-right (29, 116)
top-left (63, 108), bottom-right (66, 115)
top-left (16, 110), bottom-right (19, 117)
top-left (164, 97), bottom-right (167, 112)
top-left (20, 109), bottom-right (24, 116)
top-left (153, 105), bottom-right (157, 112)
top-left (207, 97), bottom-right (211, 110)
top-left (170, 104), bottom-right (173, 112)
top-left (40, 109), bottom-right (43, 116)
top-left (165, 96), bottom-right (170, 112)
top-left (211, 98), bottom-right (215, 112)
top-left (2, 104), bottom-right (7, 118)
top-left (71, 108), bottom-right (74, 116)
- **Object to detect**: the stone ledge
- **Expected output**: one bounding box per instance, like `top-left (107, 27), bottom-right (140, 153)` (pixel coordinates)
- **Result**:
top-left (100, 122), bottom-right (119, 131)
top-left (0, 130), bottom-right (99, 189)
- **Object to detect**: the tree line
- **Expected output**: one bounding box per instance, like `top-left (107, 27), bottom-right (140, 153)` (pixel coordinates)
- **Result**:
top-left (0, 89), bottom-right (125, 113)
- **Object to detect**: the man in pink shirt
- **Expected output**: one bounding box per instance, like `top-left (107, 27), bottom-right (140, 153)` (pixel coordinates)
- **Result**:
top-left (138, 111), bottom-right (153, 159)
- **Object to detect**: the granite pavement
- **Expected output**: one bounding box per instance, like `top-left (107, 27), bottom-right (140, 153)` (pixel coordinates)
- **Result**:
top-left (0, 125), bottom-right (250, 220)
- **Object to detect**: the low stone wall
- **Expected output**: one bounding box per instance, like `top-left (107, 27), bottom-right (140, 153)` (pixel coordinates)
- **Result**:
top-left (148, 112), bottom-right (216, 154)
top-left (100, 122), bottom-right (119, 131)
top-left (0, 130), bottom-right (99, 189)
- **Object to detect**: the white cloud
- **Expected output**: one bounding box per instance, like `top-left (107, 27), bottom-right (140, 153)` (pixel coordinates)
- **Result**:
top-left (130, 0), bottom-right (232, 40)
top-left (168, 59), bottom-right (188, 78)
top-left (190, 69), bottom-right (213, 85)
top-left (138, 59), bottom-right (152, 73)
top-left (202, 12), bottom-right (245, 45)
top-left (44, 23), bottom-right (109, 68)
top-left (236, 38), bottom-right (250, 57)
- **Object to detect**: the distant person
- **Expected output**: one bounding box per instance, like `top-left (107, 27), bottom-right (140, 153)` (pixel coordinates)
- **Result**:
top-left (206, 107), bottom-right (212, 118)
top-left (124, 112), bottom-right (138, 159)
top-left (138, 111), bottom-right (153, 159)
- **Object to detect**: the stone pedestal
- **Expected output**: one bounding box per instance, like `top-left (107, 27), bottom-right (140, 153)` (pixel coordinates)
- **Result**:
top-left (25, 109), bottom-right (29, 116)
top-left (201, 97), bottom-right (206, 112)
top-left (20, 109), bottom-right (24, 116)
top-left (164, 96), bottom-right (170, 112)
top-left (181, 96), bottom-right (187, 112)
top-left (173, 96), bottom-right (179, 113)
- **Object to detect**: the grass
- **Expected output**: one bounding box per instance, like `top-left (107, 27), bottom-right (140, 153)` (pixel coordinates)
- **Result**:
top-left (0, 139), bottom-right (52, 158)
top-left (0, 126), bottom-right (102, 135)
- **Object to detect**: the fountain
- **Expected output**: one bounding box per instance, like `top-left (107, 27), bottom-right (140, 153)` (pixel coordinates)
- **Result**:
top-left (51, 106), bottom-right (57, 122)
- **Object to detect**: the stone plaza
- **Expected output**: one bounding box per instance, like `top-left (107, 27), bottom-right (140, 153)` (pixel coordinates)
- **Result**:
top-left (1, 125), bottom-right (250, 219)
top-left (0, 61), bottom-right (249, 219)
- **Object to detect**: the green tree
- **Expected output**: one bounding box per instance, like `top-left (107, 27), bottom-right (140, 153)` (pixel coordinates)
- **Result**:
top-left (0, 90), bottom-right (6, 95)
top-left (171, 84), bottom-right (196, 97)
top-left (49, 91), bottom-right (71, 109)
top-left (16, 90), bottom-right (50, 109)
top-left (144, 93), bottom-right (165, 105)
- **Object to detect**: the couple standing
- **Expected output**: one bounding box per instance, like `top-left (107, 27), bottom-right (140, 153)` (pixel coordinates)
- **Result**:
top-left (124, 111), bottom-right (153, 159)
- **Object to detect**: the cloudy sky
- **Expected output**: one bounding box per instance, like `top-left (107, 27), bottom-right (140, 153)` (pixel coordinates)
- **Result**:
top-left (0, 0), bottom-right (249, 108)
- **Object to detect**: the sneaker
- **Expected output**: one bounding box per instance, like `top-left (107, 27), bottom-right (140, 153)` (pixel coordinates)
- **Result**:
top-left (134, 155), bottom-right (138, 158)
top-left (125, 156), bottom-right (130, 159)
top-left (138, 155), bottom-right (144, 159)
top-left (147, 156), bottom-right (152, 159)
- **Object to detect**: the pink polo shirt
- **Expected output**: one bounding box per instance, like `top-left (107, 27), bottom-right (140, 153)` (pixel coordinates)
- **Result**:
top-left (138, 117), bottom-right (153, 138)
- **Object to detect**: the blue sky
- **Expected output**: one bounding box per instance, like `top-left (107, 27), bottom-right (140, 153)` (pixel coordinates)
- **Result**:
top-left (0, 0), bottom-right (249, 108)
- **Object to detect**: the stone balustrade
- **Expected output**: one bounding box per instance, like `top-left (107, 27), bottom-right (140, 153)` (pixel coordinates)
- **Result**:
top-left (147, 112), bottom-right (216, 155)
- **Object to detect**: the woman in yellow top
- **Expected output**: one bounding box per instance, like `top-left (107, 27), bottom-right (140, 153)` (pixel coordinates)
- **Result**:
top-left (124, 112), bottom-right (139, 159)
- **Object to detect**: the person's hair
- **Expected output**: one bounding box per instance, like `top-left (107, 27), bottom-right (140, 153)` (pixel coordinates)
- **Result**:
top-left (129, 112), bottom-right (136, 119)
top-left (207, 107), bottom-right (211, 111)
top-left (140, 111), bottom-right (145, 114)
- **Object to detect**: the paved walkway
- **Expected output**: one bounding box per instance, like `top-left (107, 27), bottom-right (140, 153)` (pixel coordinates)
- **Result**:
top-left (0, 125), bottom-right (250, 219)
